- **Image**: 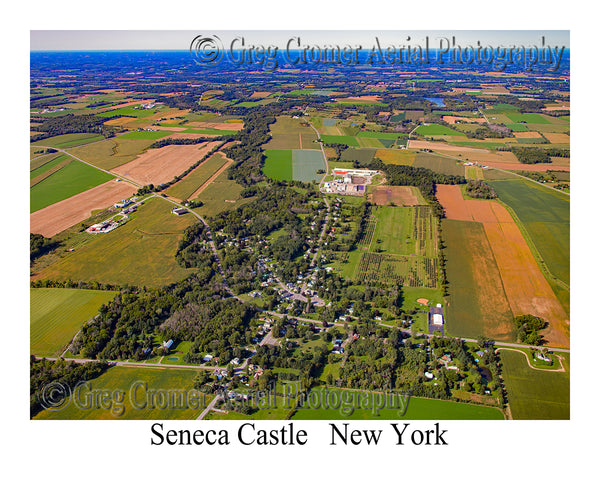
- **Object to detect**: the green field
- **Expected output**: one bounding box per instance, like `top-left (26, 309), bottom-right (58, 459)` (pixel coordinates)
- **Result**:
top-left (33, 366), bottom-right (209, 420)
top-left (30, 288), bottom-right (118, 357)
top-left (30, 154), bottom-right (70, 179)
top-left (193, 167), bottom-right (253, 218)
top-left (488, 179), bottom-right (569, 285)
top-left (369, 206), bottom-right (437, 257)
top-left (263, 149), bottom-right (293, 181)
top-left (499, 349), bottom-right (569, 419)
top-left (340, 148), bottom-right (377, 166)
top-left (442, 219), bottom-right (515, 342)
top-left (68, 137), bottom-right (156, 170)
top-left (97, 105), bottom-right (157, 118)
top-left (506, 113), bottom-right (551, 124)
top-left (31, 133), bottom-right (105, 148)
top-left (356, 252), bottom-right (437, 288)
top-left (321, 135), bottom-right (360, 147)
top-left (35, 197), bottom-right (196, 287)
top-left (118, 130), bottom-right (172, 140)
top-left (413, 153), bottom-right (466, 176)
top-left (166, 152), bottom-right (229, 200)
top-left (506, 123), bottom-right (529, 132)
top-left (416, 124), bottom-right (466, 136)
top-left (30, 160), bottom-right (114, 213)
top-left (291, 389), bottom-right (504, 420)
top-left (292, 149), bottom-right (325, 183)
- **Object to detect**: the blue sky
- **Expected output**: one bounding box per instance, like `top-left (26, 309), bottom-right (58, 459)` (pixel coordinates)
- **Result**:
top-left (30, 30), bottom-right (569, 51)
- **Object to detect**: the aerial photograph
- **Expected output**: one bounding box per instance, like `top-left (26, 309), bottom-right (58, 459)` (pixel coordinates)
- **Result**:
top-left (29, 30), bottom-right (570, 422)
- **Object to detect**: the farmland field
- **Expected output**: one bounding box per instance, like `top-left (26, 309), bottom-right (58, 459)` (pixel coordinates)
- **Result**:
top-left (33, 366), bottom-right (209, 420)
top-left (30, 153), bottom-right (71, 180)
top-left (356, 252), bottom-right (437, 288)
top-left (33, 197), bottom-right (196, 287)
top-left (117, 130), bottom-right (172, 140)
top-left (488, 179), bottom-right (569, 286)
top-left (442, 219), bottom-right (515, 341)
top-left (264, 116), bottom-right (318, 150)
top-left (340, 148), bottom-right (376, 166)
top-left (166, 152), bottom-right (229, 200)
top-left (292, 149), bottom-right (325, 182)
top-left (413, 152), bottom-right (466, 176)
top-left (192, 166), bottom-right (253, 218)
top-left (31, 159), bottom-right (114, 213)
top-left (370, 185), bottom-right (426, 206)
top-left (263, 149), bottom-right (293, 181)
top-left (499, 349), bottom-right (569, 419)
top-left (111, 141), bottom-right (221, 186)
top-left (415, 124), bottom-right (466, 136)
top-left (321, 134), bottom-right (360, 147)
top-left (291, 389), bottom-right (503, 420)
top-left (374, 149), bottom-right (416, 165)
top-left (30, 288), bottom-right (117, 357)
top-left (69, 137), bottom-right (157, 170)
top-left (31, 133), bottom-right (105, 148)
top-left (30, 179), bottom-right (138, 238)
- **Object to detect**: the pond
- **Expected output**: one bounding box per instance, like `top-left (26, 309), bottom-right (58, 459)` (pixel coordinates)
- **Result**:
top-left (424, 97), bottom-right (445, 107)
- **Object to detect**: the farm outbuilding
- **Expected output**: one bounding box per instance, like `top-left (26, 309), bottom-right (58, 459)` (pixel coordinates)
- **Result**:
top-left (428, 304), bottom-right (445, 335)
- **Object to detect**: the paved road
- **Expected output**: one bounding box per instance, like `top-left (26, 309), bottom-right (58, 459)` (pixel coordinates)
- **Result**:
top-left (36, 356), bottom-right (219, 370)
top-left (196, 394), bottom-right (222, 420)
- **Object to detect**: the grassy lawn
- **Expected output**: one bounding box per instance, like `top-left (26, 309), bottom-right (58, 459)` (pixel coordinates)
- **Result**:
top-left (500, 349), bottom-right (569, 419)
top-left (34, 197), bottom-right (197, 288)
top-left (30, 160), bottom-right (114, 213)
top-left (30, 288), bottom-right (117, 357)
top-left (32, 365), bottom-right (209, 420)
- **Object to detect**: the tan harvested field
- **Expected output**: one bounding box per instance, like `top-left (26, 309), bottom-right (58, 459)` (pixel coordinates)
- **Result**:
top-left (437, 184), bottom-right (569, 347)
top-left (484, 221), bottom-right (569, 347)
top-left (186, 122), bottom-right (244, 131)
top-left (340, 95), bottom-right (381, 102)
top-left (442, 116), bottom-right (487, 125)
top-left (151, 125), bottom-right (187, 131)
top-left (111, 141), bottom-right (221, 185)
top-left (543, 102), bottom-right (570, 111)
top-left (408, 140), bottom-right (488, 153)
top-left (514, 131), bottom-right (543, 139)
top-left (250, 91), bottom-right (272, 99)
top-left (103, 117), bottom-right (138, 127)
top-left (30, 180), bottom-right (138, 238)
top-left (543, 132), bottom-right (570, 144)
top-left (370, 186), bottom-right (425, 206)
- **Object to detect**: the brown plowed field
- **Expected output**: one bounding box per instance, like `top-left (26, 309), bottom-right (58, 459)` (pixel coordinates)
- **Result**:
top-left (110, 142), bottom-right (220, 185)
top-left (30, 180), bottom-right (137, 238)
top-left (371, 186), bottom-right (425, 206)
top-left (442, 116), bottom-right (487, 125)
top-left (437, 184), bottom-right (569, 347)
top-left (408, 140), bottom-right (488, 152)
